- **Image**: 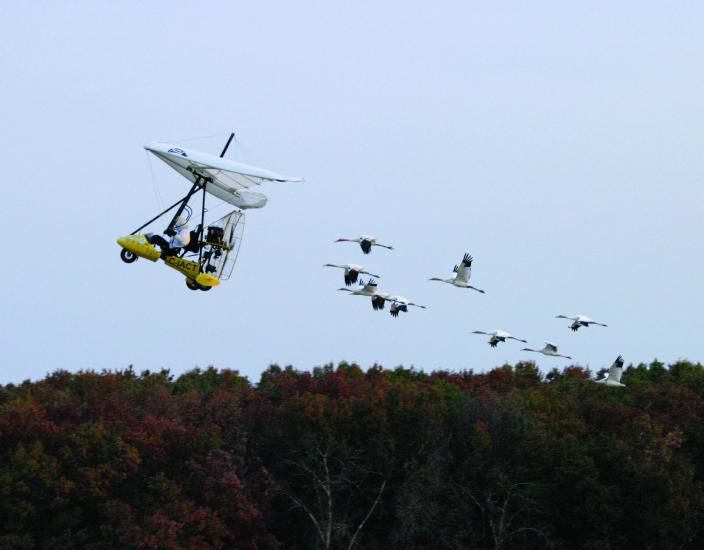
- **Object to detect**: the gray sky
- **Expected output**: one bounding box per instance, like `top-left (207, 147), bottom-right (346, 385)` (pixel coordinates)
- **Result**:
top-left (2, 1), bottom-right (703, 384)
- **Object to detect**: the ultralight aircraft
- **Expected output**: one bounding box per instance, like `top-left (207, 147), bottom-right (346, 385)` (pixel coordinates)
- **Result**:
top-left (117, 134), bottom-right (302, 290)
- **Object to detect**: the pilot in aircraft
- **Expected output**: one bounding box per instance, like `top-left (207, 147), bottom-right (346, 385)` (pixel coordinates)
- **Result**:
top-left (145, 215), bottom-right (191, 256)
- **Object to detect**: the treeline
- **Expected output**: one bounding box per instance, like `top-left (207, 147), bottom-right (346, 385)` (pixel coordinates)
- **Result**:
top-left (1, 360), bottom-right (704, 549)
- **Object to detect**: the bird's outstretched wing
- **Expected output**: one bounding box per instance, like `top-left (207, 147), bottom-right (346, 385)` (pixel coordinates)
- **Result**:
top-left (454, 253), bottom-right (473, 283)
top-left (608, 355), bottom-right (625, 382)
top-left (345, 269), bottom-right (359, 286)
top-left (544, 342), bottom-right (558, 353)
top-left (359, 279), bottom-right (377, 291)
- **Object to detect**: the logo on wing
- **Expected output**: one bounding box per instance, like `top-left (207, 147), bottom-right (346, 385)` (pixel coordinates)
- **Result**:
top-left (168, 148), bottom-right (187, 157)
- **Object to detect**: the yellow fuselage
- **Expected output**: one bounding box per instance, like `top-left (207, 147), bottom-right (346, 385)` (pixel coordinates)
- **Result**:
top-left (117, 235), bottom-right (220, 288)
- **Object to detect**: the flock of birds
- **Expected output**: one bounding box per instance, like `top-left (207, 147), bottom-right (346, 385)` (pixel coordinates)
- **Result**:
top-left (326, 235), bottom-right (626, 388)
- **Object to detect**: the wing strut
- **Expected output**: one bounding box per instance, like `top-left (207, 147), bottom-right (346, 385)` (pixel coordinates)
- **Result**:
top-left (130, 178), bottom-right (202, 235)
top-left (197, 133), bottom-right (234, 267)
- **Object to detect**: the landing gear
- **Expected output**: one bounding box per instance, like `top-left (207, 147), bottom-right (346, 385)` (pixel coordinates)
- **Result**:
top-left (120, 249), bottom-right (138, 263)
top-left (186, 279), bottom-right (212, 291)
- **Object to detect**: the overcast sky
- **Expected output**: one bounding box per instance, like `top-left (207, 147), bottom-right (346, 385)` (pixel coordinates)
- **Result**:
top-left (2, 1), bottom-right (703, 384)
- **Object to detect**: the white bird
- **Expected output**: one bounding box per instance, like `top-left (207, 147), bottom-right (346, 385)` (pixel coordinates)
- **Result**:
top-left (521, 341), bottom-right (572, 359)
top-left (324, 263), bottom-right (380, 286)
top-left (429, 252), bottom-right (485, 293)
top-left (335, 235), bottom-right (394, 254)
top-left (594, 355), bottom-right (626, 387)
top-left (472, 330), bottom-right (527, 348)
top-left (338, 278), bottom-right (379, 297)
top-left (385, 295), bottom-right (427, 318)
top-left (556, 314), bottom-right (608, 332)
top-left (338, 279), bottom-right (391, 311)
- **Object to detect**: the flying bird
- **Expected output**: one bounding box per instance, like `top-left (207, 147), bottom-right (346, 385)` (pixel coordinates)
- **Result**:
top-left (335, 235), bottom-right (394, 254)
top-left (429, 253), bottom-right (485, 293)
top-left (338, 278), bottom-right (379, 297)
top-left (324, 263), bottom-right (380, 286)
top-left (385, 296), bottom-right (427, 318)
top-left (472, 330), bottom-right (527, 348)
top-left (521, 342), bottom-right (572, 359)
top-left (338, 279), bottom-right (391, 311)
top-left (594, 355), bottom-right (626, 387)
top-left (556, 314), bottom-right (608, 332)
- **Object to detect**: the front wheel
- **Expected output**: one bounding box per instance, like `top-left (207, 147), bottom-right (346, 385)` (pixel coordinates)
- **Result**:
top-left (120, 249), bottom-right (138, 263)
top-left (186, 279), bottom-right (200, 291)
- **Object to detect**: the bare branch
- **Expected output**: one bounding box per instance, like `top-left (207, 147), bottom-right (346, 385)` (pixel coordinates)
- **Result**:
top-left (282, 490), bottom-right (327, 546)
top-left (347, 478), bottom-right (387, 550)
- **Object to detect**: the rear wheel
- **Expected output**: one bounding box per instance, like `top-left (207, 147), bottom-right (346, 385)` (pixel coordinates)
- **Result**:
top-left (120, 249), bottom-right (138, 263)
top-left (186, 279), bottom-right (200, 290)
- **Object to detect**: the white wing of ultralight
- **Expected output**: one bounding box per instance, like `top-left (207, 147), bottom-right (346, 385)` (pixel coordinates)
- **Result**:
top-left (145, 142), bottom-right (303, 209)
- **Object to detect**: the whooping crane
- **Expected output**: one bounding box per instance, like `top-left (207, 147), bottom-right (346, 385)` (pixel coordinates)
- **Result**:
top-left (324, 263), bottom-right (380, 286)
top-left (385, 296), bottom-right (427, 318)
top-left (337, 278), bottom-right (379, 297)
top-left (472, 330), bottom-right (527, 348)
top-left (594, 355), bottom-right (626, 387)
top-left (338, 279), bottom-right (391, 311)
top-left (521, 342), bottom-right (572, 359)
top-left (556, 314), bottom-right (608, 332)
top-left (429, 253), bottom-right (485, 293)
top-left (335, 235), bottom-right (394, 254)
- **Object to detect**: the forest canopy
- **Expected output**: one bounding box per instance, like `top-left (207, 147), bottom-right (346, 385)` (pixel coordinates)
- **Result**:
top-left (1, 360), bottom-right (703, 549)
